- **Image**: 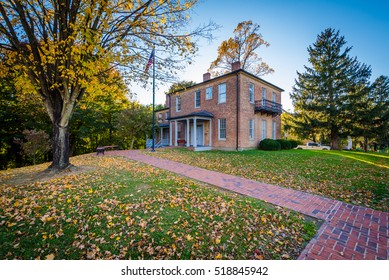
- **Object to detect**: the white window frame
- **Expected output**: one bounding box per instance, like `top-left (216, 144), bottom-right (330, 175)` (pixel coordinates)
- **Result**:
top-left (262, 87), bottom-right (267, 100)
top-left (218, 118), bottom-right (226, 140)
top-left (165, 112), bottom-right (169, 119)
top-left (262, 119), bottom-right (267, 140)
top-left (176, 96), bottom-right (181, 112)
top-left (206, 86), bottom-right (213, 100)
top-left (272, 121), bottom-right (277, 140)
top-left (218, 83), bottom-right (226, 104)
top-left (249, 119), bottom-right (255, 140)
top-left (194, 90), bottom-right (201, 108)
top-left (249, 83), bottom-right (255, 103)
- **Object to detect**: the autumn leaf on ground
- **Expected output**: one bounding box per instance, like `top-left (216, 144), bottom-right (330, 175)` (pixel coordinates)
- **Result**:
top-left (45, 254), bottom-right (55, 260)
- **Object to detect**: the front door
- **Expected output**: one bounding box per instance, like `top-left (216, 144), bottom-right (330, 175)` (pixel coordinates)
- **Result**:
top-left (196, 124), bottom-right (204, 146)
top-left (162, 129), bottom-right (169, 145)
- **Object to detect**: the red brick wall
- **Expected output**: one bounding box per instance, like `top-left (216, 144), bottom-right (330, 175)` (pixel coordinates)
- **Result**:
top-left (170, 74), bottom-right (238, 149)
top-left (238, 73), bottom-right (282, 149)
top-left (156, 108), bottom-right (169, 124)
top-left (169, 71), bottom-right (283, 150)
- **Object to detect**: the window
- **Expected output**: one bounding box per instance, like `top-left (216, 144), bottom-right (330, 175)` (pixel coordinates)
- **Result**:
top-left (218, 118), bottom-right (226, 140)
top-left (177, 125), bottom-right (181, 140)
top-left (272, 121), bottom-right (277, 139)
top-left (195, 90), bottom-right (201, 108)
top-left (249, 119), bottom-right (255, 140)
top-left (262, 120), bottom-right (267, 139)
top-left (218, 83), bottom-right (226, 104)
top-left (262, 87), bottom-right (267, 100)
top-left (176, 96), bottom-right (181, 112)
top-left (206, 87), bottom-right (213, 100)
top-left (165, 112), bottom-right (169, 119)
top-left (249, 83), bottom-right (255, 103)
top-left (158, 113), bottom-right (162, 122)
top-left (272, 92), bottom-right (277, 109)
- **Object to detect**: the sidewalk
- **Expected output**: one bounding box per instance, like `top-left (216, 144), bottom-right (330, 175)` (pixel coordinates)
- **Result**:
top-left (107, 150), bottom-right (388, 260)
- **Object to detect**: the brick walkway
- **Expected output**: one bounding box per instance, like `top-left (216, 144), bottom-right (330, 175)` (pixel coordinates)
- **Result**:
top-left (106, 150), bottom-right (388, 260)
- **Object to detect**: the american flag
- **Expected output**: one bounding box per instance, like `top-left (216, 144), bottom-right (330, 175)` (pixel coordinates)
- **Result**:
top-left (144, 48), bottom-right (155, 73)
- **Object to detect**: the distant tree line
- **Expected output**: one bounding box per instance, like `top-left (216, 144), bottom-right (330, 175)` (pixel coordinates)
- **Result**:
top-left (288, 28), bottom-right (388, 151)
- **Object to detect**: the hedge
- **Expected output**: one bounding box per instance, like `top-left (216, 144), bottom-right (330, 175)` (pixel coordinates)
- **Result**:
top-left (258, 138), bottom-right (281, 151)
top-left (276, 139), bottom-right (292, 150)
top-left (288, 140), bottom-right (300, 149)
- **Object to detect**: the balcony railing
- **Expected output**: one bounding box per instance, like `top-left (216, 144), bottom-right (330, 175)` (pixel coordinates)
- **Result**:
top-left (254, 99), bottom-right (282, 116)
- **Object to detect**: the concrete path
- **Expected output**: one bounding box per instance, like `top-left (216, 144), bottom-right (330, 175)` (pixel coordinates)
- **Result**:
top-left (106, 150), bottom-right (388, 260)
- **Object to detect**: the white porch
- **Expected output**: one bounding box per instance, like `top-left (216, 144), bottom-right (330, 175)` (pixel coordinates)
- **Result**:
top-left (169, 114), bottom-right (213, 150)
top-left (158, 125), bottom-right (170, 146)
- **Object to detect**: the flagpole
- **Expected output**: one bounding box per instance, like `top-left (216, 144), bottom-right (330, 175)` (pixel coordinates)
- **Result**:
top-left (151, 46), bottom-right (156, 152)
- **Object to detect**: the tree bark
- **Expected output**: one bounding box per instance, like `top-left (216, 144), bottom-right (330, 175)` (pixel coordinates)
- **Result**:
top-left (49, 122), bottom-right (71, 170)
top-left (330, 131), bottom-right (340, 150)
top-left (130, 136), bottom-right (135, 150)
top-left (44, 87), bottom-right (77, 170)
top-left (363, 136), bottom-right (368, 152)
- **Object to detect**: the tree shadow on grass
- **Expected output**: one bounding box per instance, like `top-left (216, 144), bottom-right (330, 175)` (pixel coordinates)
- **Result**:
top-left (1, 165), bottom-right (96, 186)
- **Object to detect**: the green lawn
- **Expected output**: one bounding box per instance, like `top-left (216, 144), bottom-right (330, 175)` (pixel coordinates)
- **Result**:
top-left (0, 155), bottom-right (317, 260)
top-left (145, 149), bottom-right (388, 212)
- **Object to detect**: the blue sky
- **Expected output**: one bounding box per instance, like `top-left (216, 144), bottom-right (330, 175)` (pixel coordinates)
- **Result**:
top-left (135, 0), bottom-right (389, 112)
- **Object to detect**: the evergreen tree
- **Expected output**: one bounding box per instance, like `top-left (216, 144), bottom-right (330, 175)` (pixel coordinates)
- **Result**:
top-left (284, 112), bottom-right (321, 142)
top-left (371, 76), bottom-right (389, 146)
top-left (350, 76), bottom-right (389, 151)
top-left (291, 28), bottom-right (371, 149)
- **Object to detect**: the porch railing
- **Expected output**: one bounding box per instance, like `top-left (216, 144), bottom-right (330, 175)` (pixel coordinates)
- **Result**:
top-left (146, 139), bottom-right (169, 148)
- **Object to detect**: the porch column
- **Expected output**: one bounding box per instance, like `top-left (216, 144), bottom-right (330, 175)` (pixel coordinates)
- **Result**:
top-left (186, 119), bottom-right (190, 147)
top-left (169, 121), bottom-right (172, 146)
top-left (209, 119), bottom-right (212, 147)
top-left (193, 117), bottom-right (197, 148)
top-left (174, 120), bottom-right (178, 146)
top-left (160, 127), bottom-right (163, 144)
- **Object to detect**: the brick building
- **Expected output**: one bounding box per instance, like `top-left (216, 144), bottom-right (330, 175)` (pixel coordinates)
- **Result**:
top-left (155, 62), bottom-right (283, 151)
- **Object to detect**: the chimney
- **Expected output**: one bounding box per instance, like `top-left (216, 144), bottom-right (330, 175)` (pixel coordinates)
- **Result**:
top-left (165, 94), bottom-right (170, 107)
top-left (231, 61), bottom-right (241, 71)
top-left (203, 72), bottom-right (211, 82)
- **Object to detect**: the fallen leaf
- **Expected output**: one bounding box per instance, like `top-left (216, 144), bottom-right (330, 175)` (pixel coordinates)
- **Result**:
top-left (45, 254), bottom-right (55, 260)
top-left (186, 234), bottom-right (193, 241)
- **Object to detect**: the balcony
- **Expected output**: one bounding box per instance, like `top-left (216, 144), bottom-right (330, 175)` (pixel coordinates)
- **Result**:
top-left (255, 99), bottom-right (282, 116)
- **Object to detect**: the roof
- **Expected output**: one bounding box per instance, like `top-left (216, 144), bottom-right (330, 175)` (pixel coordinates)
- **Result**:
top-left (168, 68), bottom-right (284, 95)
top-left (168, 110), bottom-right (214, 120)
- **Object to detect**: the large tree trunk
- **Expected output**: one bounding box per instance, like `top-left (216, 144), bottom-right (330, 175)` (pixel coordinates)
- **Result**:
top-left (50, 123), bottom-right (71, 170)
top-left (330, 131), bottom-right (340, 150)
top-left (363, 136), bottom-right (369, 152)
top-left (44, 87), bottom-right (79, 170)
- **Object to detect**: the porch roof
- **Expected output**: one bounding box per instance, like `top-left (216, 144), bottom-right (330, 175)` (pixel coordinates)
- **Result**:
top-left (168, 110), bottom-right (214, 120)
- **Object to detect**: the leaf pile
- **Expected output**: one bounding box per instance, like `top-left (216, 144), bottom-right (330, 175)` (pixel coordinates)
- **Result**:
top-left (145, 149), bottom-right (388, 211)
top-left (0, 155), bottom-right (316, 260)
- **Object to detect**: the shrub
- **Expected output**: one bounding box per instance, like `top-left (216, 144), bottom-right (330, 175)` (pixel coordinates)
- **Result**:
top-left (288, 140), bottom-right (300, 149)
top-left (258, 138), bottom-right (281, 151)
top-left (14, 129), bottom-right (51, 165)
top-left (276, 139), bottom-right (292, 150)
